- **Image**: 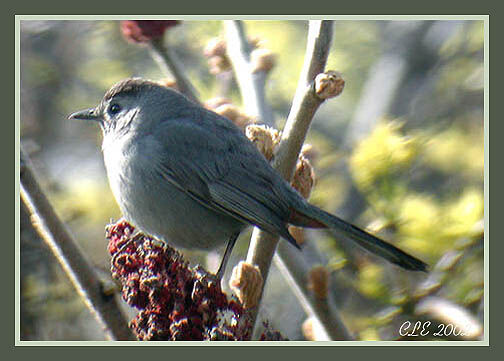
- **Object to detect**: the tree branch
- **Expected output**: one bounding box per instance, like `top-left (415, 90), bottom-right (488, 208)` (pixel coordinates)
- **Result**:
top-left (20, 148), bottom-right (135, 341)
top-left (275, 242), bottom-right (354, 340)
top-left (149, 37), bottom-right (200, 104)
top-left (224, 20), bottom-right (274, 125)
top-left (231, 20), bottom-right (351, 339)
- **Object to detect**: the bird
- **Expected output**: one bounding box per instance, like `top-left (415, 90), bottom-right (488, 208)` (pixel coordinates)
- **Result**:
top-left (69, 78), bottom-right (427, 279)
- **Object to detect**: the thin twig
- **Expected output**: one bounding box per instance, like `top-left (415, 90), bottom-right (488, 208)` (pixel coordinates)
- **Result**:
top-left (274, 21), bottom-right (334, 178)
top-left (149, 37), bottom-right (200, 103)
top-left (275, 242), bottom-right (354, 340)
top-left (224, 20), bottom-right (274, 125)
top-left (20, 148), bottom-right (135, 341)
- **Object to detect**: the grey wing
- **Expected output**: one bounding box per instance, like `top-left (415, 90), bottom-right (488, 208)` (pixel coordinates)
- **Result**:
top-left (153, 116), bottom-right (300, 247)
top-left (207, 157), bottom-right (300, 247)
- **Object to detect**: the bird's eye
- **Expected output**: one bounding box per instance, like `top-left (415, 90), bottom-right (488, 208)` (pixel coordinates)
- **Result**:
top-left (108, 103), bottom-right (121, 115)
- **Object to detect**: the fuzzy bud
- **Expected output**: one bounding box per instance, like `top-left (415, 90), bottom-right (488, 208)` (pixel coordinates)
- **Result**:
top-left (204, 97), bottom-right (232, 110)
top-left (300, 144), bottom-right (318, 163)
top-left (251, 48), bottom-right (276, 74)
top-left (157, 78), bottom-right (178, 90)
top-left (302, 318), bottom-right (316, 341)
top-left (245, 124), bottom-right (281, 161)
top-left (247, 36), bottom-right (264, 49)
top-left (208, 55), bottom-right (232, 75)
top-left (205, 36), bottom-right (264, 75)
top-left (288, 225), bottom-right (306, 246)
top-left (302, 317), bottom-right (330, 341)
top-left (229, 261), bottom-right (263, 309)
top-left (214, 104), bottom-right (252, 129)
top-left (308, 265), bottom-right (329, 299)
top-left (204, 38), bottom-right (232, 75)
top-left (204, 38), bottom-right (227, 58)
top-left (291, 155), bottom-right (316, 199)
top-left (314, 71), bottom-right (345, 99)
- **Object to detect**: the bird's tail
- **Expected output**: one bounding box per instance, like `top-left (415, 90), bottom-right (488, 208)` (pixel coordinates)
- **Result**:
top-left (289, 202), bottom-right (428, 272)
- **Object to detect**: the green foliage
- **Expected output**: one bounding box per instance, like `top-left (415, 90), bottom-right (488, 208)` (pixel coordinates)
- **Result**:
top-left (348, 118), bottom-right (483, 261)
top-left (356, 263), bottom-right (388, 299)
top-left (423, 124), bottom-right (484, 178)
top-left (350, 120), bottom-right (419, 194)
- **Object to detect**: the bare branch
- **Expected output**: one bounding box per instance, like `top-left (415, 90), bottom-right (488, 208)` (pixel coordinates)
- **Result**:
top-left (20, 148), bottom-right (135, 341)
top-left (238, 20), bottom-right (352, 339)
top-left (224, 20), bottom-right (274, 125)
top-left (149, 37), bottom-right (200, 103)
top-left (275, 243), bottom-right (354, 340)
top-left (275, 20), bottom-right (334, 180)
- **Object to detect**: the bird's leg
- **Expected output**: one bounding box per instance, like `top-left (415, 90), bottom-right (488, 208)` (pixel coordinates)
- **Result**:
top-left (216, 232), bottom-right (240, 280)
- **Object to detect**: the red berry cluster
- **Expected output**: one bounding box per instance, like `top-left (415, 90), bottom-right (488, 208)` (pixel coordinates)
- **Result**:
top-left (106, 220), bottom-right (251, 340)
top-left (120, 20), bottom-right (181, 43)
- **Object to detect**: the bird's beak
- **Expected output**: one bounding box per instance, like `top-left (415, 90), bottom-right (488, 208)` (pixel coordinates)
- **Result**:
top-left (68, 107), bottom-right (100, 121)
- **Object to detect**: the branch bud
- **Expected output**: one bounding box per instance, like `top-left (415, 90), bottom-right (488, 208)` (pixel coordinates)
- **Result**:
top-left (205, 97), bottom-right (232, 110)
top-left (208, 55), bottom-right (232, 75)
top-left (308, 265), bottom-right (329, 299)
top-left (158, 78), bottom-right (178, 90)
top-left (314, 71), bottom-right (345, 99)
top-left (251, 48), bottom-right (276, 74)
top-left (291, 155), bottom-right (316, 199)
top-left (204, 38), bottom-right (227, 58)
top-left (245, 124), bottom-right (281, 161)
top-left (214, 103), bottom-right (252, 129)
top-left (229, 261), bottom-right (264, 309)
top-left (288, 225), bottom-right (306, 246)
top-left (302, 317), bottom-right (330, 341)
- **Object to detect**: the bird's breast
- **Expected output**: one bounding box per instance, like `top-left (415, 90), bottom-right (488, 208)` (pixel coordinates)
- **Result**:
top-left (102, 134), bottom-right (244, 250)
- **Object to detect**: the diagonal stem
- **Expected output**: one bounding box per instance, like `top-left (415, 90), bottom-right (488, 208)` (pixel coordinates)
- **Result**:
top-left (149, 37), bottom-right (200, 104)
top-left (20, 148), bottom-right (135, 341)
top-left (227, 20), bottom-right (351, 339)
top-left (224, 20), bottom-right (274, 125)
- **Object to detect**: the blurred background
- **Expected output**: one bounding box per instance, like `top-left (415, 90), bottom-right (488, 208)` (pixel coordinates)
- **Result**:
top-left (19, 19), bottom-right (484, 341)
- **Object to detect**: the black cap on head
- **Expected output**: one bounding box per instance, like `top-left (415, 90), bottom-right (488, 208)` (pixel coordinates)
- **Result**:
top-left (103, 78), bottom-right (160, 102)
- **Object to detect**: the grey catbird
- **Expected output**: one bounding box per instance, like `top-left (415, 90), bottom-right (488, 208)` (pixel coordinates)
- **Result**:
top-left (69, 78), bottom-right (427, 278)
